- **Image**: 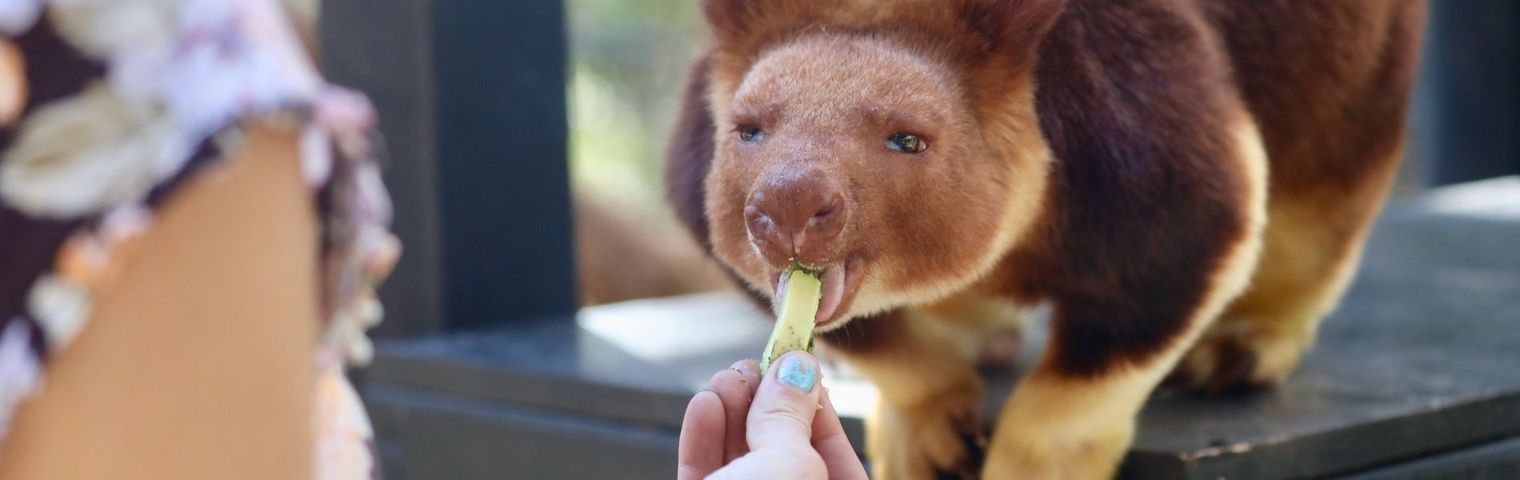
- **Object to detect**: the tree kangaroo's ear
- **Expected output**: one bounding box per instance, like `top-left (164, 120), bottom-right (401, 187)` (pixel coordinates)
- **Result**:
top-left (702, 0), bottom-right (1065, 70)
top-left (699, 0), bottom-right (843, 54)
top-left (956, 0), bottom-right (1067, 73)
top-left (698, 0), bottom-right (754, 41)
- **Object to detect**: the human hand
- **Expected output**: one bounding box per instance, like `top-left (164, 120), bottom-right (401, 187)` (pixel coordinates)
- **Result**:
top-left (677, 351), bottom-right (868, 480)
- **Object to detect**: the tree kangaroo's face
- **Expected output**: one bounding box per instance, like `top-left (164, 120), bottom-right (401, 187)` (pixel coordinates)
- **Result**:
top-left (705, 34), bottom-right (1042, 330)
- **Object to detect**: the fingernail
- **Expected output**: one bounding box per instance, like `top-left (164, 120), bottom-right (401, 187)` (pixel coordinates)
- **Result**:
top-left (776, 353), bottom-right (817, 392)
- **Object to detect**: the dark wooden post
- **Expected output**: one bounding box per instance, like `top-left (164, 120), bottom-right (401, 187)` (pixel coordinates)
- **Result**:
top-left (320, 0), bottom-right (575, 336)
top-left (1416, 0), bottom-right (1520, 185)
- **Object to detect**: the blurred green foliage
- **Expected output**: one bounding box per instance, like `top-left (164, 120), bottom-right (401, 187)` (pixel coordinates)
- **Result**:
top-left (568, 0), bottom-right (701, 208)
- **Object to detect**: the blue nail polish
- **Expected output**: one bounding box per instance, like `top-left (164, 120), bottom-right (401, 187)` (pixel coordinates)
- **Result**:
top-left (777, 354), bottom-right (817, 392)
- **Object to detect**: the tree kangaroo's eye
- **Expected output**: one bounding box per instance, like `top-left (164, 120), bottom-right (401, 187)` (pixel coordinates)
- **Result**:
top-left (738, 126), bottom-right (764, 143)
top-left (886, 133), bottom-right (927, 153)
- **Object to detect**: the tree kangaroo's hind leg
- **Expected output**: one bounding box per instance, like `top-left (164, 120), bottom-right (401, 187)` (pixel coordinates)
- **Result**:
top-left (1171, 151), bottom-right (1402, 392)
top-left (1174, 0), bottom-right (1425, 393)
top-left (1172, 11), bottom-right (1423, 393)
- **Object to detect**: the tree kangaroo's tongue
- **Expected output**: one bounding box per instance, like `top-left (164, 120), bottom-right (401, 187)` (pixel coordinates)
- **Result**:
top-left (815, 265), bottom-right (846, 323)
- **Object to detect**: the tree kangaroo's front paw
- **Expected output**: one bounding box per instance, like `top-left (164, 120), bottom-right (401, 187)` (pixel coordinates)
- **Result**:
top-left (868, 388), bottom-right (985, 480)
top-left (1169, 323), bottom-right (1311, 393)
top-left (981, 419), bottom-right (1132, 480)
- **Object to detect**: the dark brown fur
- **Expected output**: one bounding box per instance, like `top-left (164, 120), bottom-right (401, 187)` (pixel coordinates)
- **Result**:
top-left (1206, 1), bottom-right (1425, 193)
top-left (993, 0), bottom-right (1253, 376)
top-left (667, 55), bottom-right (717, 250)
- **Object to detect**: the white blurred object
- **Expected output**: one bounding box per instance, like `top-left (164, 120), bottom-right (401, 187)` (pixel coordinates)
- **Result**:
top-left (1405, 176), bottom-right (1520, 221)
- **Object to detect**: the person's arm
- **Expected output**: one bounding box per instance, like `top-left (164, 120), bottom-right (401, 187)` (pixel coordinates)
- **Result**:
top-left (0, 124), bottom-right (319, 480)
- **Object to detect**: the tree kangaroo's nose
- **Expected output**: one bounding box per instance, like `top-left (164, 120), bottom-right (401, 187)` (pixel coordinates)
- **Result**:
top-left (744, 168), bottom-right (848, 266)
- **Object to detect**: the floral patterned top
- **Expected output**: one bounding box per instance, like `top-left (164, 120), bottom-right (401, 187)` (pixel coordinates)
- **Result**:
top-left (0, 0), bottom-right (396, 478)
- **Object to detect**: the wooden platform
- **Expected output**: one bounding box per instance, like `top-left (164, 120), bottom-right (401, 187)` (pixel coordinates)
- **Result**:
top-left (362, 177), bottom-right (1520, 479)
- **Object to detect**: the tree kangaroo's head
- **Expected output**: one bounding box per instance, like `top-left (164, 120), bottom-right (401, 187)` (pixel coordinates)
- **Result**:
top-left (698, 0), bottom-right (1062, 329)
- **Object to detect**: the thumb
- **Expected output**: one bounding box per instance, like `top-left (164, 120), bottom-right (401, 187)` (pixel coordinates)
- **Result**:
top-left (746, 351), bottom-right (824, 452)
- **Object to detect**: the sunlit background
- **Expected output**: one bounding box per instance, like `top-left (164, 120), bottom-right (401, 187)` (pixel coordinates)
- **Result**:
top-left (568, 0), bottom-right (698, 208)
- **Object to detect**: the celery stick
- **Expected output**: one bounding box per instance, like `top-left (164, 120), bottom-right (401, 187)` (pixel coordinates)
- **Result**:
top-left (760, 268), bottom-right (822, 372)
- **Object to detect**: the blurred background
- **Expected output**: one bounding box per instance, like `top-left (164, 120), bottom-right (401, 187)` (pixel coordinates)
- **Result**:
top-left (315, 0), bottom-right (1519, 478)
top-left (565, 0), bottom-right (732, 308)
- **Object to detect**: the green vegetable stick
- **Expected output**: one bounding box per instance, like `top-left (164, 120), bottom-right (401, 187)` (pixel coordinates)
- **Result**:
top-left (760, 268), bottom-right (822, 372)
